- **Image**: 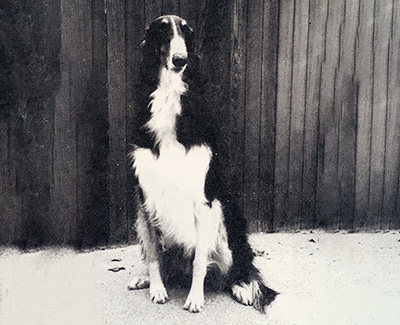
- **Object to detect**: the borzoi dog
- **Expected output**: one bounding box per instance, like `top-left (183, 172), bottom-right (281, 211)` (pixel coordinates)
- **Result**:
top-left (128, 15), bottom-right (277, 313)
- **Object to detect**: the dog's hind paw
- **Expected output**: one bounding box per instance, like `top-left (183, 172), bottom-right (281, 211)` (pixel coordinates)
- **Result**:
top-left (183, 291), bottom-right (204, 313)
top-left (150, 284), bottom-right (169, 304)
top-left (127, 276), bottom-right (150, 290)
top-left (231, 282), bottom-right (257, 306)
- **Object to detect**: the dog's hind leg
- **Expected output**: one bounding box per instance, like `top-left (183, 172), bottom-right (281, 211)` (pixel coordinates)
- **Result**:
top-left (129, 206), bottom-right (169, 304)
top-left (128, 275), bottom-right (150, 290)
top-left (228, 237), bottom-right (278, 312)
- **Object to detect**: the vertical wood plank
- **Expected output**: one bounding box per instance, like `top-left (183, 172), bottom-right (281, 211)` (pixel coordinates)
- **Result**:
top-left (69, 0), bottom-right (94, 247)
top-left (243, 0), bottom-right (264, 231)
top-left (229, 0), bottom-right (247, 227)
top-left (274, 0), bottom-right (295, 229)
top-left (72, 0), bottom-right (96, 248)
top-left (302, 0), bottom-right (327, 229)
top-left (77, 0), bottom-right (109, 247)
top-left (39, 0), bottom-right (61, 245)
top-left (126, 0), bottom-right (145, 243)
top-left (287, 0), bottom-right (309, 229)
top-left (259, 0), bottom-right (279, 231)
top-left (51, 0), bottom-right (95, 246)
top-left (316, 0), bottom-right (344, 228)
top-left (383, 1), bottom-right (400, 229)
top-left (336, 0), bottom-right (359, 230)
top-left (107, 0), bottom-right (128, 244)
top-left (53, 0), bottom-right (78, 245)
top-left (354, 0), bottom-right (374, 229)
top-left (369, 1), bottom-right (393, 229)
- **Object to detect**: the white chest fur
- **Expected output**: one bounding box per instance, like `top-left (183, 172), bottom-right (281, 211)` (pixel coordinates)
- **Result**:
top-left (133, 143), bottom-right (213, 249)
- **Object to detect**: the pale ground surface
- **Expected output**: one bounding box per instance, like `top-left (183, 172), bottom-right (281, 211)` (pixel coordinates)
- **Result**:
top-left (1, 231), bottom-right (400, 325)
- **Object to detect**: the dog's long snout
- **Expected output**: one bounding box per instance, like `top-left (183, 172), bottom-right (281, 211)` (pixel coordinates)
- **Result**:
top-left (172, 54), bottom-right (188, 70)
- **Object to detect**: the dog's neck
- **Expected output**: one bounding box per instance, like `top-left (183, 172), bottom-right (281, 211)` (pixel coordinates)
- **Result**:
top-left (145, 67), bottom-right (187, 149)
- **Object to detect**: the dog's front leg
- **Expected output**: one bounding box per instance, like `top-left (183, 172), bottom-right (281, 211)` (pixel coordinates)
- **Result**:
top-left (131, 207), bottom-right (168, 303)
top-left (184, 203), bottom-right (214, 313)
top-left (183, 228), bottom-right (207, 312)
top-left (146, 224), bottom-right (169, 303)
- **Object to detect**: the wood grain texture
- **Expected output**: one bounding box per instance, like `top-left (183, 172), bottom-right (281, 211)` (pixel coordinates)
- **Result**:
top-left (316, 0), bottom-right (344, 228)
top-left (53, 0), bottom-right (78, 245)
top-left (382, 0), bottom-right (400, 229)
top-left (2, 0), bottom-right (400, 248)
top-left (144, 0), bottom-right (162, 26)
top-left (368, 0), bottom-right (393, 229)
top-left (335, 0), bottom-right (359, 230)
top-left (73, 0), bottom-right (96, 247)
top-left (287, 0), bottom-right (309, 229)
top-left (275, 0), bottom-right (295, 230)
top-left (162, 0), bottom-right (180, 15)
top-left (354, 0), bottom-right (374, 229)
top-left (243, 0), bottom-right (264, 232)
top-left (80, 0), bottom-right (109, 247)
top-left (0, 120), bottom-right (22, 244)
top-left (302, 0), bottom-right (327, 229)
top-left (107, 0), bottom-right (128, 244)
top-left (229, 0), bottom-right (247, 226)
top-left (126, 0), bottom-right (145, 243)
top-left (259, 0), bottom-right (279, 231)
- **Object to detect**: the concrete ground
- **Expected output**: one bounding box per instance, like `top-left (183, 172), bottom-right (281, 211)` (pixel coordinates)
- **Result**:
top-left (1, 231), bottom-right (399, 325)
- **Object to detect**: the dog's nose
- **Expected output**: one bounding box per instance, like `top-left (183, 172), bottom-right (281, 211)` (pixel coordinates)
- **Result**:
top-left (172, 54), bottom-right (187, 70)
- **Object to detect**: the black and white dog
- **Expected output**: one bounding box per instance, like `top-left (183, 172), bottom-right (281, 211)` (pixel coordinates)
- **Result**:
top-left (128, 15), bottom-right (277, 313)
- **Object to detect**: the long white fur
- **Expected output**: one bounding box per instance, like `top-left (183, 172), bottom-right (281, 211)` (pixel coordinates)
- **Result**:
top-left (130, 16), bottom-right (233, 312)
top-left (145, 67), bottom-right (187, 147)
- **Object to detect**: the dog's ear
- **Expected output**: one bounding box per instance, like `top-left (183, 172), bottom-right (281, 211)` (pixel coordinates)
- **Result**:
top-left (181, 20), bottom-right (193, 33)
top-left (140, 25), bottom-right (150, 48)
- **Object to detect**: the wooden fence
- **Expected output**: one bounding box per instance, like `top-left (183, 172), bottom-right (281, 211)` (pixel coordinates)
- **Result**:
top-left (1, 0), bottom-right (399, 248)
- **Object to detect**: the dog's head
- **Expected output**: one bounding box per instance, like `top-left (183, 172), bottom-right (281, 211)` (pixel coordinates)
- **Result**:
top-left (142, 15), bottom-right (194, 74)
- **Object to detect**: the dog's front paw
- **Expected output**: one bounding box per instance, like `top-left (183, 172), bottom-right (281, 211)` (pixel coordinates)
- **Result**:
top-left (183, 290), bottom-right (204, 313)
top-left (127, 276), bottom-right (150, 290)
top-left (150, 284), bottom-right (169, 304)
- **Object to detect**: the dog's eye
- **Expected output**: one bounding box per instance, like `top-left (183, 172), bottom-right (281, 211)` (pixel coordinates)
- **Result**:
top-left (159, 21), bottom-right (170, 32)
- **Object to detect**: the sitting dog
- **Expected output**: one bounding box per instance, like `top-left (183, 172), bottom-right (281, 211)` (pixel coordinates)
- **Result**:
top-left (128, 15), bottom-right (277, 313)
